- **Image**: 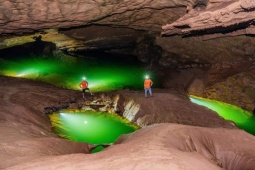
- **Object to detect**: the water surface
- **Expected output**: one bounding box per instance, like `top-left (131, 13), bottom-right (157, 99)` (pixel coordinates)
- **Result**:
top-left (190, 95), bottom-right (255, 135)
top-left (49, 110), bottom-right (140, 144)
top-left (0, 54), bottom-right (160, 92)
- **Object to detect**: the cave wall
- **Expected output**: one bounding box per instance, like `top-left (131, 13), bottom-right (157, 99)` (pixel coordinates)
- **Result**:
top-left (205, 72), bottom-right (255, 111)
top-left (155, 35), bottom-right (255, 110)
top-left (1, 25), bottom-right (255, 111)
top-left (1, 0), bottom-right (255, 110)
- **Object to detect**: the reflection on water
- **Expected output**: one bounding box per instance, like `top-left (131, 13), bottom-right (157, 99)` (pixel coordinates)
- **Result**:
top-left (190, 95), bottom-right (255, 135)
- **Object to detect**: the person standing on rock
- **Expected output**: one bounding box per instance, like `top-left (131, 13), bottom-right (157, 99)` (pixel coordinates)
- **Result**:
top-left (79, 77), bottom-right (93, 99)
top-left (144, 75), bottom-right (153, 97)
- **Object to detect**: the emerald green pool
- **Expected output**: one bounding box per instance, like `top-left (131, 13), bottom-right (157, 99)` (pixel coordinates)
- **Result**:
top-left (0, 54), bottom-right (160, 92)
top-left (49, 110), bottom-right (140, 145)
top-left (190, 95), bottom-right (255, 135)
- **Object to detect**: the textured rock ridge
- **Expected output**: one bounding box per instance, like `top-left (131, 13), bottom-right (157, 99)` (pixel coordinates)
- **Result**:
top-left (161, 0), bottom-right (255, 38)
top-left (0, 0), bottom-right (195, 34)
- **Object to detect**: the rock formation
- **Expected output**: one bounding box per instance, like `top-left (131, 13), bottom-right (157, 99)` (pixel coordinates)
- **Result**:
top-left (161, 0), bottom-right (255, 38)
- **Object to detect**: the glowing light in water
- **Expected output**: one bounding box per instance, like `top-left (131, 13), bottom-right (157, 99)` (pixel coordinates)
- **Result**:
top-left (190, 95), bottom-right (255, 135)
top-left (49, 110), bottom-right (140, 145)
top-left (16, 68), bottom-right (38, 77)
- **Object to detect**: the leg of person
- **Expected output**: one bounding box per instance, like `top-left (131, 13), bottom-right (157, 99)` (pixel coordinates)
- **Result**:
top-left (144, 88), bottom-right (148, 97)
top-left (149, 88), bottom-right (152, 97)
top-left (82, 89), bottom-right (85, 98)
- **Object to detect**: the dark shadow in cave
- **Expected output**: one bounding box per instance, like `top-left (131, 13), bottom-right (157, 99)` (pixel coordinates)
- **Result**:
top-left (74, 50), bottom-right (141, 64)
top-left (182, 20), bottom-right (255, 38)
top-left (0, 38), bottom-right (56, 59)
top-left (193, 0), bottom-right (208, 11)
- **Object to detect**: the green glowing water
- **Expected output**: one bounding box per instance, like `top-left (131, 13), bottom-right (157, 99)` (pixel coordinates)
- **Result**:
top-left (0, 54), bottom-right (160, 92)
top-left (49, 110), bottom-right (140, 145)
top-left (190, 95), bottom-right (255, 135)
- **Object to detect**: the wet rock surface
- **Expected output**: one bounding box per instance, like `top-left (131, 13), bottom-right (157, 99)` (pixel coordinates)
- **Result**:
top-left (1, 76), bottom-right (255, 169)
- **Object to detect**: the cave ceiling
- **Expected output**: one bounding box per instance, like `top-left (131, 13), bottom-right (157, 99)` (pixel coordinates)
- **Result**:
top-left (0, 0), bottom-right (253, 47)
top-left (0, 0), bottom-right (254, 57)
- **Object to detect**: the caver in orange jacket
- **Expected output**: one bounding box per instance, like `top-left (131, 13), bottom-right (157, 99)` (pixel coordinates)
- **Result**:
top-left (144, 79), bottom-right (153, 88)
top-left (80, 81), bottom-right (88, 89)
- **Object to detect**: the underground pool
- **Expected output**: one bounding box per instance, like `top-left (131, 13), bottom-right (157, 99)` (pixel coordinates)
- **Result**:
top-left (190, 95), bottom-right (255, 136)
top-left (49, 110), bottom-right (140, 152)
top-left (0, 54), bottom-right (161, 92)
